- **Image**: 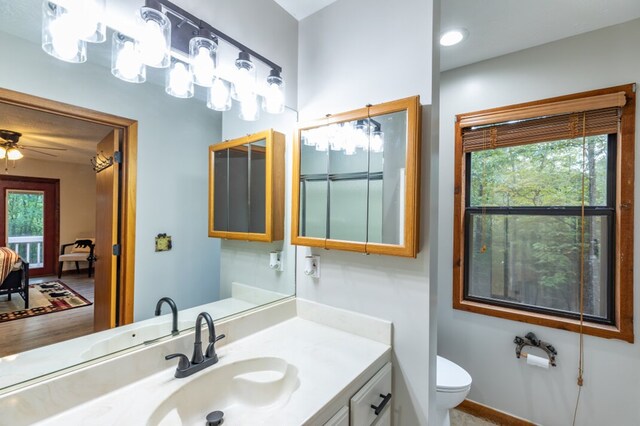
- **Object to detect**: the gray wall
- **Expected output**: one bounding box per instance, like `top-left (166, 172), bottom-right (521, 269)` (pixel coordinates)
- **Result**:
top-left (297, 0), bottom-right (438, 423)
top-left (438, 18), bottom-right (640, 425)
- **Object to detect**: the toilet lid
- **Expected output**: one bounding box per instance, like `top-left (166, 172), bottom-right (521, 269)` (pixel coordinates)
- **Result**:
top-left (437, 356), bottom-right (472, 392)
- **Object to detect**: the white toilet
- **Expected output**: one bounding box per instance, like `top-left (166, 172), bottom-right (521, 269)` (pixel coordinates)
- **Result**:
top-left (436, 355), bottom-right (472, 426)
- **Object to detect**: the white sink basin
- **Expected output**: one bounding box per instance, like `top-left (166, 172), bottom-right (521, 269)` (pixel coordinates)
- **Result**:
top-left (148, 357), bottom-right (300, 426)
top-left (82, 321), bottom-right (193, 359)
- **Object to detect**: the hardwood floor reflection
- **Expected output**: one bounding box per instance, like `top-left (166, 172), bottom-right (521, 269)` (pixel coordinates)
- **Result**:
top-left (0, 274), bottom-right (94, 357)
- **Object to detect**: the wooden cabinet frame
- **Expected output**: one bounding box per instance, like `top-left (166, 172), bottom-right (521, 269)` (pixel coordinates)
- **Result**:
top-left (208, 129), bottom-right (285, 242)
top-left (291, 96), bottom-right (421, 257)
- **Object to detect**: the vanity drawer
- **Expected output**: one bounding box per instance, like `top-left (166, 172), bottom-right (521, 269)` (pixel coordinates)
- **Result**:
top-left (350, 362), bottom-right (392, 426)
top-left (324, 406), bottom-right (349, 426)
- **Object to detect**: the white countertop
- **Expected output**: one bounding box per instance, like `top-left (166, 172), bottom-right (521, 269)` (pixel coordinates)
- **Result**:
top-left (36, 317), bottom-right (391, 425)
top-left (0, 297), bottom-right (259, 390)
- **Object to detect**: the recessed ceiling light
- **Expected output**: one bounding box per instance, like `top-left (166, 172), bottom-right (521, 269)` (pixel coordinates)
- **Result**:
top-left (440, 29), bottom-right (467, 47)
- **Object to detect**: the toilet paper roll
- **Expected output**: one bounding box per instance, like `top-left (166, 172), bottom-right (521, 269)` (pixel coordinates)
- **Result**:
top-left (526, 353), bottom-right (550, 369)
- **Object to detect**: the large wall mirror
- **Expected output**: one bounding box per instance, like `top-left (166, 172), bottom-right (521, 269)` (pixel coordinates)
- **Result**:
top-left (292, 96), bottom-right (421, 257)
top-left (0, 0), bottom-right (296, 393)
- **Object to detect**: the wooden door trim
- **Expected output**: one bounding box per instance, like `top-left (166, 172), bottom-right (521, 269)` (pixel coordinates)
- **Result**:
top-left (0, 87), bottom-right (137, 326)
top-left (0, 175), bottom-right (60, 276)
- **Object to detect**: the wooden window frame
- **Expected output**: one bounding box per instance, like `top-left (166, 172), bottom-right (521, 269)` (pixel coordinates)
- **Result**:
top-left (453, 84), bottom-right (635, 342)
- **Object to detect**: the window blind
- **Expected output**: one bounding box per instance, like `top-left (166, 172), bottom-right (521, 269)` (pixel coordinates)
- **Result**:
top-left (459, 91), bottom-right (626, 153)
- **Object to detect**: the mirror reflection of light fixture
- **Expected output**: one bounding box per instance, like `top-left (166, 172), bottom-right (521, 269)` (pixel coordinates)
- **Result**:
top-left (6, 147), bottom-right (23, 161)
top-left (0, 146), bottom-right (6, 160)
top-left (41, 0), bottom-right (286, 120)
top-left (136, 6), bottom-right (171, 68)
top-left (262, 69), bottom-right (285, 114)
top-left (166, 59), bottom-right (194, 98)
top-left (207, 77), bottom-right (232, 111)
top-left (189, 34), bottom-right (217, 87)
top-left (111, 33), bottom-right (146, 83)
top-left (239, 94), bottom-right (260, 121)
top-left (41, 1), bottom-right (87, 63)
top-left (304, 118), bottom-right (385, 154)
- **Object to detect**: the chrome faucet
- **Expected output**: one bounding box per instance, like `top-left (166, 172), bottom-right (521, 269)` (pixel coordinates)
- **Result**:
top-left (165, 312), bottom-right (225, 378)
top-left (155, 297), bottom-right (179, 335)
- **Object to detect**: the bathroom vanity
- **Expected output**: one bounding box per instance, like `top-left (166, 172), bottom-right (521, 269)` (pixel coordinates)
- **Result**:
top-left (1, 298), bottom-right (393, 425)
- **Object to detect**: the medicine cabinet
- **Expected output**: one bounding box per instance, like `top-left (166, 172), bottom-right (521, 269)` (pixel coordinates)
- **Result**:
top-left (292, 96), bottom-right (421, 257)
top-left (209, 129), bottom-right (285, 242)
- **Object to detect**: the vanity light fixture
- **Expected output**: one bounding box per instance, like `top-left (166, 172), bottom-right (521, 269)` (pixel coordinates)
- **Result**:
top-left (111, 33), bottom-right (146, 83)
top-left (232, 52), bottom-right (257, 102)
top-left (41, 1), bottom-right (87, 63)
top-left (263, 69), bottom-right (285, 114)
top-left (41, 0), bottom-right (286, 121)
top-left (189, 33), bottom-right (217, 87)
top-left (439, 29), bottom-right (467, 47)
top-left (136, 6), bottom-right (171, 68)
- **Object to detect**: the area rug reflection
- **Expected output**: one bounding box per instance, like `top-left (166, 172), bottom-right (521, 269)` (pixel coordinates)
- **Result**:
top-left (0, 280), bottom-right (92, 323)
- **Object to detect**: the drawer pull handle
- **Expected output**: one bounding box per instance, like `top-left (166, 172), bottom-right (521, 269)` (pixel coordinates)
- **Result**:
top-left (370, 393), bottom-right (392, 415)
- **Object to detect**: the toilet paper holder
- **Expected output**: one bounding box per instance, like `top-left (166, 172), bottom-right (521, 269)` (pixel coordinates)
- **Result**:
top-left (514, 332), bottom-right (557, 367)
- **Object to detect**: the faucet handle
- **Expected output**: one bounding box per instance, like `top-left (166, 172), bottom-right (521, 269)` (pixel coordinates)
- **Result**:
top-left (205, 334), bottom-right (226, 359)
top-left (165, 353), bottom-right (190, 370)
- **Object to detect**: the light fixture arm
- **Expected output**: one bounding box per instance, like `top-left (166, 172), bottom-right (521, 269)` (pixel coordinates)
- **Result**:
top-left (145, 0), bottom-right (282, 73)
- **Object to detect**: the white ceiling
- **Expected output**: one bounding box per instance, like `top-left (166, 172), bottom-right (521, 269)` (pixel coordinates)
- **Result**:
top-left (272, 0), bottom-right (339, 21)
top-left (440, 0), bottom-right (640, 71)
top-left (271, 0), bottom-right (640, 71)
top-left (0, 103), bottom-right (114, 164)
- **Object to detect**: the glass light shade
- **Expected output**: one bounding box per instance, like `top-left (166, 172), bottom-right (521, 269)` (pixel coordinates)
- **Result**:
top-left (354, 120), bottom-right (370, 149)
top-left (7, 148), bottom-right (23, 161)
top-left (166, 60), bottom-right (194, 98)
top-left (371, 130), bottom-right (384, 153)
top-left (64, 0), bottom-right (106, 43)
top-left (189, 36), bottom-right (218, 87)
top-left (0, 146), bottom-right (6, 160)
top-left (111, 33), bottom-right (146, 83)
top-left (262, 70), bottom-right (285, 114)
top-left (42, 1), bottom-right (87, 63)
top-left (232, 52), bottom-right (256, 101)
top-left (239, 94), bottom-right (260, 121)
top-left (136, 7), bottom-right (171, 68)
top-left (207, 78), bottom-right (232, 111)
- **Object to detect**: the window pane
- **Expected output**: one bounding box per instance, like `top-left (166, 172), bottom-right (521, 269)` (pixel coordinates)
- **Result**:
top-left (467, 213), bottom-right (610, 320)
top-left (6, 190), bottom-right (45, 267)
top-left (300, 180), bottom-right (327, 238)
top-left (470, 135), bottom-right (609, 207)
top-left (329, 179), bottom-right (367, 241)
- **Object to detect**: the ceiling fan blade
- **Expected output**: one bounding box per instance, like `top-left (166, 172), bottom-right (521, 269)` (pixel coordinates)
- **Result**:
top-left (19, 145), bottom-right (68, 151)
top-left (20, 147), bottom-right (57, 157)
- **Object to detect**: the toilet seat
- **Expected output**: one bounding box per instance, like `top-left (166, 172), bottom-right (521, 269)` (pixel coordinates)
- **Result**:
top-left (436, 356), bottom-right (472, 393)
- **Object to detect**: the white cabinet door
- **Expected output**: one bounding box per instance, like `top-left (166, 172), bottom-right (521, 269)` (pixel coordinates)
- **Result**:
top-left (350, 363), bottom-right (392, 426)
top-left (373, 405), bottom-right (391, 426)
top-left (324, 406), bottom-right (349, 426)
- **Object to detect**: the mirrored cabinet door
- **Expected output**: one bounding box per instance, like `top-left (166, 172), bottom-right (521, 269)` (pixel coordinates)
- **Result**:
top-left (209, 129), bottom-right (285, 242)
top-left (292, 96), bottom-right (421, 257)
